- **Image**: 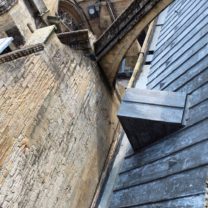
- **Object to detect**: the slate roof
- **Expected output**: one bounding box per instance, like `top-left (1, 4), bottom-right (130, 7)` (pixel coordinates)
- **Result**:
top-left (109, 0), bottom-right (208, 207)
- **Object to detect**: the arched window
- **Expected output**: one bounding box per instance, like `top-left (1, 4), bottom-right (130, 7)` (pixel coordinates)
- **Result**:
top-left (58, 0), bottom-right (88, 31)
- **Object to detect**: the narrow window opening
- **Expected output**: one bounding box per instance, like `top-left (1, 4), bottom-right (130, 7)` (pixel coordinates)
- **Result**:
top-left (148, 50), bottom-right (154, 55)
top-left (5, 26), bottom-right (25, 48)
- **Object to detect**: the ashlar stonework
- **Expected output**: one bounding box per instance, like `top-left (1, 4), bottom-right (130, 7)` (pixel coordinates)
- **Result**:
top-left (0, 32), bottom-right (119, 208)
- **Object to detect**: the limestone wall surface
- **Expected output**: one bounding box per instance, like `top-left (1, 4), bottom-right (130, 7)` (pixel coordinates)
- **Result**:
top-left (0, 35), bottom-right (119, 208)
top-left (0, 0), bottom-right (36, 40)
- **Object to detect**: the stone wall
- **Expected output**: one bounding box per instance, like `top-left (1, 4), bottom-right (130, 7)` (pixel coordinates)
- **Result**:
top-left (44, 0), bottom-right (133, 37)
top-left (0, 34), bottom-right (119, 208)
top-left (0, 0), bottom-right (36, 40)
top-left (0, 0), bottom-right (17, 15)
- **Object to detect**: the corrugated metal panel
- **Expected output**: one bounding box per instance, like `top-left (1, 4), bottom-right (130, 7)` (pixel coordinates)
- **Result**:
top-left (109, 0), bottom-right (208, 207)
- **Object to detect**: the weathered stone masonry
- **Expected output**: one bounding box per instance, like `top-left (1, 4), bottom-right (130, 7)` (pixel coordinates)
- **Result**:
top-left (0, 33), bottom-right (119, 208)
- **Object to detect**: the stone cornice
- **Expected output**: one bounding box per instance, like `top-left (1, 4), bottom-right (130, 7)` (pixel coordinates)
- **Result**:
top-left (0, 44), bottom-right (44, 64)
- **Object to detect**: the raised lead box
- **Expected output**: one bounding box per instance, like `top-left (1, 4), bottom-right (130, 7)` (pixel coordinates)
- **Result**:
top-left (118, 88), bottom-right (187, 151)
